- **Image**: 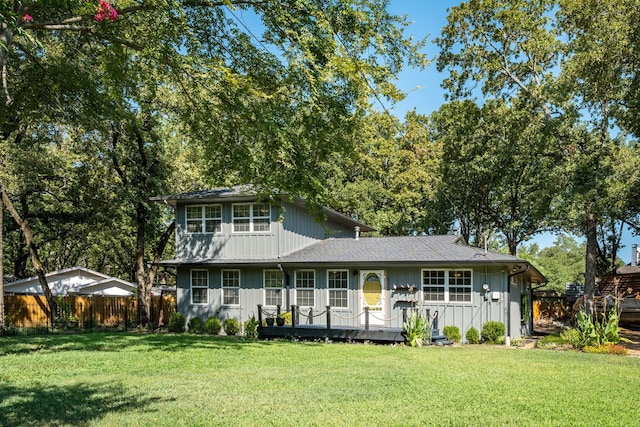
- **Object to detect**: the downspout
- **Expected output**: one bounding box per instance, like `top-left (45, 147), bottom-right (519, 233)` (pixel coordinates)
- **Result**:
top-left (278, 264), bottom-right (290, 311)
top-left (506, 264), bottom-right (529, 346)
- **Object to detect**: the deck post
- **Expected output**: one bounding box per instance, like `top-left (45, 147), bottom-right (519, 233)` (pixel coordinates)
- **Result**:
top-left (308, 307), bottom-right (313, 325)
top-left (291, 305), bottom-right (298, 327)
top-left (432, 310), bottom-right (438, 330)
top-left (364, 307), bottom-right (369, 330)
top-left (402, 308), bottom-right (407, 324)
top-left (257, 304), bottom-right (263, 325)
top-left (326, 306), bottom-right (331, 329)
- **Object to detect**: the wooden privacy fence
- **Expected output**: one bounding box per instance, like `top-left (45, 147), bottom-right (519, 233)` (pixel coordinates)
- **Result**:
top-left (3, 295), bottom-right (176, 329)
top-left (533, 298), bottom-right (569, 321)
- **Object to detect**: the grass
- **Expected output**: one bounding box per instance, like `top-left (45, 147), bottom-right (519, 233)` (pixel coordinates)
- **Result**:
top-left (1, 333), bottom-right (639, 426)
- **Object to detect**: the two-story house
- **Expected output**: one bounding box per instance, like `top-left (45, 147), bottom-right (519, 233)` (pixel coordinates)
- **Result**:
top-left (156, 185), bottom-right (546, 341)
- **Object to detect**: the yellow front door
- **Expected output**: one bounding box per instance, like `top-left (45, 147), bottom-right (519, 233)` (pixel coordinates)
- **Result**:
top-left (360, 270), bottom-right (385, 325)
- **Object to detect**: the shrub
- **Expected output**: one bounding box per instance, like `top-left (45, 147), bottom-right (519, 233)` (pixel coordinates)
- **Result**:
top-left (168, 312), bottom-right (186, 333)
top-left (536, 335), bottom-right (572, 350)
top-left (205, 317), bottom-right (222, 335)
top-left (278, 311), bottom-right (292, 325)
top-left (443, 325), bottom-right (461, 343)
top-left (465, 327), bottom-right (479, 344)
top-left (560, 328), bottom-right (581, 348)
top-left (481, 321), bottom-right (505, 344)
top-left (244, 315), bottom-right (259, 339)
top-left (223, 318), bottom-right (241, 336)
top-left (188, 317), bottom-right (205, 334)
top-left (403, 310), bottom-right (431, 347)
top-left (583, 344), bottom-right (629, 356)
top-left (574, 309), bottom-right (625, 349)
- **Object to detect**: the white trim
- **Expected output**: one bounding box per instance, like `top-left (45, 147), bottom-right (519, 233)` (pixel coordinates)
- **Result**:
top-left (421, 268), bottom-right (473, 304)
top-left (263, 269), bottom-right (283, 307)
top-left (359, 270), bottom-right (385, 326)
top-left (327, 269), bottom-right (349, 310)
top-left (232, 202), bottom-right (271, 233)
top-left (221, 269), bottom-right (240, 306)
top-left (185, 204), bottom-right (222, 234)
top-left (294, 269), bottom-right (315, 308)
top-left (190, 269), bottom-right (209, 305)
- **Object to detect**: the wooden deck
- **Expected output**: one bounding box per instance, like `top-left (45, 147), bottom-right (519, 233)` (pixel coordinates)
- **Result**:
top-left (258, 324), bottom-right (406, 343)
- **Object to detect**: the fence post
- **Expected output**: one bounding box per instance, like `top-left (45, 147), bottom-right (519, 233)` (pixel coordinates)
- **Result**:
top-left (257, 304), bottom-right (263, 325)
top-left (308, 307), bottom-right (313, 325)
top-left (326, 306), bottom-right (331, 329)
top-left (364, 307), bottom-right (369, 330)
top-left (291, 305), bottom-right (298, 327)
top-left (402, 308), bottom-right (407, 324)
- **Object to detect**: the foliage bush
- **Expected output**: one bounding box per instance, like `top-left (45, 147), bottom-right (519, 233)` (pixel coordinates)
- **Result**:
top-left (205, 317), bottom-right (222, 335)
top-left (188, 317), bottom-right (205, 334)
top-left (560, 328), bottom-right (581, 347)
top-left (168, 312), bottom-right (186, 333)
top-left (481, 321), bottom-right (505, 344)
top-left (536, 334), bottom-right (572, 350)
top-left (244, 315), bottom-right (259, 339)
top-left (403, 310), bottom-right (431, 347)
top-left (277, 311), bottom-right (292, 325)
top-left (223, 318), bottom-right (241, 336)
top-left (465, 327), bottom-right (479, 344)
top-left (574, 309), bottom-right (625, 349)
top-left (443, 325), bottom-right (461, 343)
top-left (582, 344), bottom-right (629, 356)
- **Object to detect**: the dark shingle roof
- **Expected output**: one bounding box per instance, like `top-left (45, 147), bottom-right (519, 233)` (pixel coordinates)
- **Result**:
top-left (280, 235), bottom-right (519, 264)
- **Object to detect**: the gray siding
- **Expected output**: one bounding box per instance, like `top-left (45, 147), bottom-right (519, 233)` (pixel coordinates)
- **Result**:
top-left (177, 264), bottom-right (527, 339)
top-left (175, 201), bottom-right (354, 260)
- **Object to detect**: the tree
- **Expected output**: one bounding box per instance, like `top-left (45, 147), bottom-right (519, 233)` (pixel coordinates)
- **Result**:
top-left (435, 0), bottom-right (634, 315)
top-left (1, 1), bottom-right (426, 323)
top-left (518, 236), bottom-right (585, 293)
top-left (431, 98), bottom-right (559, 254)
top-left (325, 110), bottom-right (448, 235)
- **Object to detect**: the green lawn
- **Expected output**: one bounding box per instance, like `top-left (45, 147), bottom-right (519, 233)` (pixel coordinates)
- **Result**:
top-left (1, 333), bottom-right (638, 426)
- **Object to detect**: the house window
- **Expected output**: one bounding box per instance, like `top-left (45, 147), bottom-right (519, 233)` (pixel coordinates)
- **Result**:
top-left (295, 270), bottom-right (315, 307)
top-left (232, 203), bottom-right (270, 233)
top-left (190, 269), bottom-right (209, 305)
top-left (186, 205), bottom-right (221, 234)
top-left (222, 270), bottom-right (240, 305)
top-left (422, 270), bottom-right (445, 302)
top-left (449, 270), bottom-right (472, 302)
top-left (422, 269), bottom-right (472, 303)
top-left (328, 270), bottom-right (348, 308)
top-left (264, 270), bottom-right (283, 307)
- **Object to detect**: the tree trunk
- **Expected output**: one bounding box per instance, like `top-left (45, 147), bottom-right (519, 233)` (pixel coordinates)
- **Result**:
top-left (0, 191), bottom-right (5, 329)
top-left (584, 212), bottom-right (598, 316)
top-left (1, 189), bottom-right (57, 323)
top-left (136, 201), bottom-right (150, 326)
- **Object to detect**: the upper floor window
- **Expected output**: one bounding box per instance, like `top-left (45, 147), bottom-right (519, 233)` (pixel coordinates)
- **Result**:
top-left (222, 270), bottom-right (240, 305)
top-left (186, 205), bottom-right (222, 234)
top-left (328, 270), bottom-right (348, 309)
top-left (190, 269), bottom-right (209, 305)
top-left (232, 203), bottom-right (270, 233)
top-left (422, 269), bottom-right (472, 303)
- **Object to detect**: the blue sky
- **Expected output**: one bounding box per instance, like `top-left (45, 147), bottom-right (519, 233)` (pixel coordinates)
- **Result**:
top-left (381, 1), bottom-right (637, 263)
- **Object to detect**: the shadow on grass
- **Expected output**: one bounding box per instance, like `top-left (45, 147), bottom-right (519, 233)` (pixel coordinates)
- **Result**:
top-left (0, 331), bottom-right (319, 356)
top-left (0, 381), bottom-right (168, 426)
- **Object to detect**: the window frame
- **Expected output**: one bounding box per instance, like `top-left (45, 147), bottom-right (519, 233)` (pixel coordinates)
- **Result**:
top-left (294, 270), bottom-right (315, 308)
top-left (185, 204), bottom-right (222, 234)
top-left (190, 269), bottom-right (209, 305)
top-left (221, 269), bottom-right (240, 306)
top-left (232, 203), bottom-right (271, 233)
top-left (263, 269), bottom-right (283, 307)
top-left (327, 269), bottom-right (349, 309)
top-left (421, 269), bottom-right (472, 304)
